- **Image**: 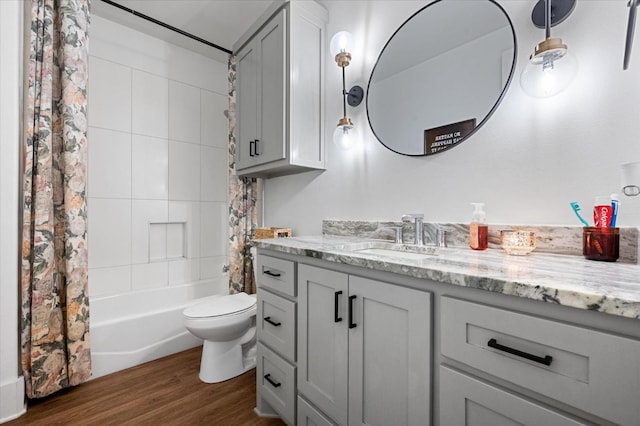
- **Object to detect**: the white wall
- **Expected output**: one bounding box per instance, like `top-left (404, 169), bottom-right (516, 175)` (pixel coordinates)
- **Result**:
top-left (88, 15), bottom-right (230, 298)
top-left (264, 0), bottom-right (640, 234)
top-left (0, 1), bottom-right (25, 422)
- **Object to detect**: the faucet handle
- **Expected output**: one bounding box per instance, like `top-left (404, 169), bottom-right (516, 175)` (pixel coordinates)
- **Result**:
top-left (435, 225), bottom-right (454, 248)
top-left (384, 226), bottom-right (403, 244)
top-left (401, 213), bottom-right (424, 222)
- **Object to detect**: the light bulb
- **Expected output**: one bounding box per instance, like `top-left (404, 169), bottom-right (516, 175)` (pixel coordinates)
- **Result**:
top-left (520, 46), bottom-right (578, 98)
top-left (330, 31), bottom-right (353, 57)
top-left (333, 124), bottom-right (355, 150)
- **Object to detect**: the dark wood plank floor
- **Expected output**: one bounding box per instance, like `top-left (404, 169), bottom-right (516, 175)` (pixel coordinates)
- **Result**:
top-left (6, 347), bottom-right (286, 426)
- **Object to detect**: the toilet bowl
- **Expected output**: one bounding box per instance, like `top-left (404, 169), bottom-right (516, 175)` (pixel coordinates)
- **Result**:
top-left (183, 292), bottom-right (257, 383)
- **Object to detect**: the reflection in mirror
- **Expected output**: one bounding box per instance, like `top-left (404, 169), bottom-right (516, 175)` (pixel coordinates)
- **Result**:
top-left (366, 0), bottom-right (516, 156)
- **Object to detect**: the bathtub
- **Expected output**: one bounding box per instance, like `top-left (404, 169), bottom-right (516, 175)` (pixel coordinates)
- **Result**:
top-left (90, 279), bottom-right (227, 380)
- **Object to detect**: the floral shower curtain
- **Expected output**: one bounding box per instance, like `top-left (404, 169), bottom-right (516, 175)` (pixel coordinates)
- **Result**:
top-left (20, 0), bottom-right (91, 398)
top-left (227, 55), bottom-right (258, 295)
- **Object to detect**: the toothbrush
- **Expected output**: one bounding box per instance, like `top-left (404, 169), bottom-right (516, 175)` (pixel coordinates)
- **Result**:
top-left (610, 193), bottom-right (619, 227)
top-left (570, 201), bottom-right (590, 227)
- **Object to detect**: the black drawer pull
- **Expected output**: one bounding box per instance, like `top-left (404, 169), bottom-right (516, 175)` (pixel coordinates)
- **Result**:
top-left (264, 373), bottom-right (281, 388)
top-left (263, 270), bottom-right (281, 277)
top-left (348, 295), bottom-right (357, 329)
top-left (249, 140), bottom-right (255, 157)
top-left (254, 139), bottom-right (260, 155)
top-left (334, 291), bottom-right (343, 323)
top-left (487, 338), bottom-right (553, 366)
top-left (264, 316), bottom-right (281, 327)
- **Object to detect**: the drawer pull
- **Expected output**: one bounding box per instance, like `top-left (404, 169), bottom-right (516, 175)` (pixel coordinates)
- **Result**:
top-left (249, 140), bottom-right (255, 157)
top-left (264, 316), bottom-right (281, 327)
top-left (487, 338), bottom-right (553, 366)
top-left (264, 373), bottom-right (281, 388)
top-left (334, 291), bottom-right (343, 323)
top-left (348, 295), bottom-right (357, 329)
top-left (263, 270), bottom-right (281, 278)
top-left (254, 139), bottom-right (260, 156)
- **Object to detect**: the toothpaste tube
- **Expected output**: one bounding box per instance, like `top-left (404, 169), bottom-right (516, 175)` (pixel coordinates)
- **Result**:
top-left (594, 196), bottom-right (612, 228)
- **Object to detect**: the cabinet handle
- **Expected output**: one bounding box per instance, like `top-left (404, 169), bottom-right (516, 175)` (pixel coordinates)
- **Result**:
top-left (487, 338), bottom-right (553, 366)
top-left (254, 139), bottom-right (260, 155)
top-left (264, 316), bottom-right (281, 327)
top-left (249, 140), bottom-right (255, 157)
top-left (263, 270), bottom-right (281, 277)
top-left (264, 373), bottom-right (281, 388)
top-left (334, 291), bottom-right (343, 323)
top-left (348, 295), bottom-right (357, 329)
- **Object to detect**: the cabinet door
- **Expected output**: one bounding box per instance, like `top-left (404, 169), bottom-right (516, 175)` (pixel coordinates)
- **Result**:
top-left (440, 367), bottom-right (587, 426)
top-left (298, 264), bottom-right (348, 426)
top-left (256, 9), bottom-right (286, 166)
top-left (236, 42), bottom-right (258, 170)
top-left (348, 277), bottom-right (431, 426)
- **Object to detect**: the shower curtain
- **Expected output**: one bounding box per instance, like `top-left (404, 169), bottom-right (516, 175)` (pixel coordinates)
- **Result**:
top-left (228, 55), bottom-right (258, 295)
top-left (20, 0), bottom-right (91, 398)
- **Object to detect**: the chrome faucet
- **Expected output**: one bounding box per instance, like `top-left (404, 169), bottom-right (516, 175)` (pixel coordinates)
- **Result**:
top-left (401, 214), bottom-right (424, 246)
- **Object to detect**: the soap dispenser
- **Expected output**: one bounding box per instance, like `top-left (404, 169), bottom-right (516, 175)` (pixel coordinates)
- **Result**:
top-left (469, 202), bottom-right (488, 251)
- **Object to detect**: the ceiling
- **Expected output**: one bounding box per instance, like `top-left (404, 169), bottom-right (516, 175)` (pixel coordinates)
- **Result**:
top-left (91, 0), bottom-right (281, 62)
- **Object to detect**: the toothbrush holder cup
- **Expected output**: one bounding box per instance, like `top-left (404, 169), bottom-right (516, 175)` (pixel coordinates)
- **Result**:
top-left (583, 227), bottom-right (619, 262)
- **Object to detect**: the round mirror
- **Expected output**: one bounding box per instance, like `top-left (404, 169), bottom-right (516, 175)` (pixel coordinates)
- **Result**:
top-left (366, 0), bottom-right (517, 156)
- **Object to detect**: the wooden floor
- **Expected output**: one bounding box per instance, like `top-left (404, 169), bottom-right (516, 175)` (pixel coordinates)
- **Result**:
top-left (6, 347), bottom-right (285, 426)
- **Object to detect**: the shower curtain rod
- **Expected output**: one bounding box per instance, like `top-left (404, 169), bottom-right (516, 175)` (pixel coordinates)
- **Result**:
top-left (99, 0), bottom-right (233, 55)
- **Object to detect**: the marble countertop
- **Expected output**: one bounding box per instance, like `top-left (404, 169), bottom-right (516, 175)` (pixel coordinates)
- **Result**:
top-left (253, 235), bottom-right (640, 320)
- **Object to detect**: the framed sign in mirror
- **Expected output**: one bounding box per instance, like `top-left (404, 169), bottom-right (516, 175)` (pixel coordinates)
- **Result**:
top-left (366, 0), bottom-right (517, 156)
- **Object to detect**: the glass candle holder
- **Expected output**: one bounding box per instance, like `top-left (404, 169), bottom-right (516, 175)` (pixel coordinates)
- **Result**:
top-left (500, 230), bottom-right (536, 255)
top-left (583, 227), bottom-right (619, 262)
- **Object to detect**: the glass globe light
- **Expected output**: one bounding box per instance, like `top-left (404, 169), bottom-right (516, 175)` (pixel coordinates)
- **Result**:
top-left (520, 39), bottom-right (578, 98)
top-left (333, 121), bottom-right (355, 150)
top-left (330, 31), bottom-right (353, 56)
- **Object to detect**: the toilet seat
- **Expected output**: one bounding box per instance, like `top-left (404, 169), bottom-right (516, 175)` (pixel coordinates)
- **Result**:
top-left (184, 293), bottom-right (256, 319)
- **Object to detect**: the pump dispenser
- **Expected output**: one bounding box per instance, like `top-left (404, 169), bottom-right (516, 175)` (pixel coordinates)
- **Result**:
top-left (469, 203), bottom-right (488, 250)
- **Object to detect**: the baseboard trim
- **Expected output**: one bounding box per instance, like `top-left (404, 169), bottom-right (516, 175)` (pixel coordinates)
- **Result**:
top-left (0, 375), bottom-right (26, 424)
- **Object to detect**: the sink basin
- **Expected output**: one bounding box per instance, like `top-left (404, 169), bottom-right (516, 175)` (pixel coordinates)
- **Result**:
top-left (344, 241), bottom-right (439, 259)
top-left (355, 248), bottom-right (436, 260)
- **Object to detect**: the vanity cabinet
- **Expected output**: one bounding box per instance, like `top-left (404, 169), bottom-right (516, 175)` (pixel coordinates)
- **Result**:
top-left (234, 1), bottom-right (327, 178)
top-left (255, 255), bottom-right (298, 425)
top-left (297, 264), bottom-right (432, 426)
top-left (440, 297), bottom-right (640, 426)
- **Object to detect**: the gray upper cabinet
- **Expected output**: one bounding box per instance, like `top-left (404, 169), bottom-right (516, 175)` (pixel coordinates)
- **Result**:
top-left (234, 1), bottom-right (327, 178)
top-left (298, 264), bottom-right (432, 426)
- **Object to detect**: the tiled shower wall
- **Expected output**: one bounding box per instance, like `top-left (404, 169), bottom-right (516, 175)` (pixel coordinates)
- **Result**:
top-left (87, 15), bottom-right (229, 297)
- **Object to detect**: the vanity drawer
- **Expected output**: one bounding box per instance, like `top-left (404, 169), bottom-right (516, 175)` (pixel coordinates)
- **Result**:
top-left (257, 342), bottom-right (296, 425)
top-left (257, 288), bottom-right (296, 363)
top-left (440, 366), bottom-right (586, 425)
top-left (440, 297), bottom-right (640, 426)
top-left (257, 255), bottom-right (296, 297)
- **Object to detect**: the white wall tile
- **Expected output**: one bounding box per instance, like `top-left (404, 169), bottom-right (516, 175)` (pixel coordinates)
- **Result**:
top-left (201, 90), bottom-right (228, 148)
top-left (169, 258), bottom-right (200, 285)
top-left (132, 200), bottom-right (168, 264)
top-left (132, 134), bottom-right (168, 200)
top-left (89, 266), bottom-right (131, 297)
top-left (200, 256), bottom-right (228, 282)
top-left (88, 127), bottom-right (131, 198)
top-left (169, 141), bottom-right (201, 201)
top-left (201, 146), bottom-right (227, 202)
top-left (169, 81), bottom-right (200, 144)
top-left (132, 262), bottom-right (169, 290)
top-left (169, 201), bottom-right (201, 258)
top-left (88, 56), bottom-right (131, 132)
top-left (88, 198), bottom-right (131, 269)
top-left (200, 202), bottom-right (227, 257)
top-left (132, 70), bottom-right (168, 139)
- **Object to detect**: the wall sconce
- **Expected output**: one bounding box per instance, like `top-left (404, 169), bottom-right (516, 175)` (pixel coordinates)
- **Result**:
top-left (330, 31), bottom-right (363, 150)
top-left (520, 0), bottom-right (578, 98)
top-left (621, 161), bottom-right (640, 196)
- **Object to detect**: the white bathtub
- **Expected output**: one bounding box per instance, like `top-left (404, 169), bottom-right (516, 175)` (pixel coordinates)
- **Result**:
top-left (89, 279), bottom-right (227, 380)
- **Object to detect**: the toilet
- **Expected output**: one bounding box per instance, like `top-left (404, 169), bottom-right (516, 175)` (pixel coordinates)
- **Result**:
top-left (183, 292), bottom-right (257, 383)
